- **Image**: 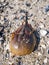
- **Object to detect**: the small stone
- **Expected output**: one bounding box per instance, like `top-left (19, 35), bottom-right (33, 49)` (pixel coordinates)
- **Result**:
top-left (8, 60), bottom-right (14, 65)
top-left (41, 44), bottom-right (46, 49)
top-left (47, 11), bottom-right (49, 15)
top-left (9, 6), bottom-right (13, 9)
top-left (0, 25), bottom-right (4, 32)
top-left (8, 61), bottom-right (13, 65)
top-left (26, 2), bottom-right (31, 7)
top-left (0, 21), bottom-right (4, 25)
top-left (5, 53), bottom-right (9, 59)
top-left (35, 60), bottom-right (39, 65)
top-left (5, 44), bottom-right (9, 50)
top-left (19, 16), bottom-right (24, 20)
top-left (0, 37), bottom-right (4, 44)
top-left (40, 29), bottom-right (47, 37)
top-left (44, 58), bottom-right (47, 64)
top-left (39, 23), bottom-right (44, 28)
top-left (29, 13), bottom-right (33, 17)
top-left (3, 21), bottom-right (9, 27)
top-left (47, 41), bottom-right (49, 45)
top-left (48, 50), bottom-right (49, 54)
top-left (0, 37), bottom-right (3, 40)
top-left (45, 5), bottom-right (49, 12)
top-left (10, 28), bottom-right (15, 33)
top-left (38, 52), bottom-right (42, 56)
top-left (1, 16), bottom-right (4, 21)
top-left (20, 9), bottom-right (26, 13)
top-left (4, 17), bottom-right (8, 22)
top-left (14, 16), bottom-right (18, 20)
top-left (47, 48), bottom-right (49, 54)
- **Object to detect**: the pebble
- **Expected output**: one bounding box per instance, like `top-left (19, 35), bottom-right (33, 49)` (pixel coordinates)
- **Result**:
top-left (0, 37), bottom-right (3, 40)
top-left (44, 58), bottom-right (47, 64)
top-left (47, 11), bottom-right (49, 15)
top-left (47, 41), bottom-right (49, 45)
top-left (48, 50), bottom-right (49, 54)
top-left (38, 52), bottom-right (42, 56)
top-left (26, 2), bottom-right (31, 7)
top-left (8, 61), bottom-right (13, 65)
top-left (10, 28), bottom-right (15, 33)
top-left (40, 29), bottom-right (47, 37)
top-left (1, 16), bottom-right (4, 21)
top-left (4, 17), bottom-right (8, 22)
top-left (19, 15), bottom-right (24, 20)
top-left (45, 5), bottom-right (49, 12)
top-left (9, 5), bottom-right (14, 9)
top-left (35, 60), bottom-right (39, 65)
top-left (39, 23), bottom-right (44, 28)
top-left (5, 44), bottom-right (9, 50)
top-left (41, 44), bottom-right (46, 49)
top-left (20, 9), bottom-right (26, 13)
top-left (0, 26), bottom-right (4, 32)
top-left (46, 48), bottom-right (49, 54)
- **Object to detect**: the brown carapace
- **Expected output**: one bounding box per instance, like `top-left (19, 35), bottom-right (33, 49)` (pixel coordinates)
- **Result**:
top-left (9, 12), bottom-right (36, 56)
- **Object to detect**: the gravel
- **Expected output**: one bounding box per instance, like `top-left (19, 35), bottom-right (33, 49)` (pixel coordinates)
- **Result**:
top-left (40, 29), bottom-right (47, 37)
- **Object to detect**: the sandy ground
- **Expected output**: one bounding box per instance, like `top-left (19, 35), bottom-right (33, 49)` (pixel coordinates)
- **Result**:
top-left (0, 0), bottom-right (49, 65)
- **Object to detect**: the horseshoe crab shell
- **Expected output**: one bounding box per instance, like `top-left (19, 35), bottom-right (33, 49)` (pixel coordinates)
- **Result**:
top-left (9, 22), bottom-right (36, 56)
